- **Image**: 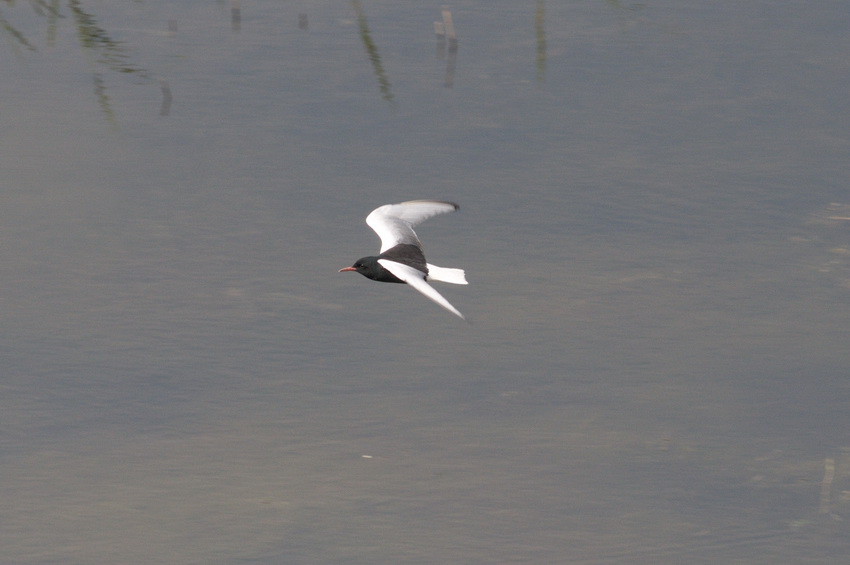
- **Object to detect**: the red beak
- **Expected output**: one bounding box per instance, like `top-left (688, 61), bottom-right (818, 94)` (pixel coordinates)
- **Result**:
top-left (339, 266), bottom-right (357, 272)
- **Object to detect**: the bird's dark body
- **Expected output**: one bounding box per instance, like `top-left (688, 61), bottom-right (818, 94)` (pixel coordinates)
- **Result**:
top-left (348, 244), bottom-right (427, 283)
top-left (381, 243), bottom-right (428, 273)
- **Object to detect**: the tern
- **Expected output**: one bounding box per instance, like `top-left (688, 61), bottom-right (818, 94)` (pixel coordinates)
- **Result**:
top-left (339, 200), bottom-right (468, 319)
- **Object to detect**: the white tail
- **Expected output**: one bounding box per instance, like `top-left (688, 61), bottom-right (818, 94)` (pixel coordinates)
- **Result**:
top-left (426, 264), bottom-right (468, 285)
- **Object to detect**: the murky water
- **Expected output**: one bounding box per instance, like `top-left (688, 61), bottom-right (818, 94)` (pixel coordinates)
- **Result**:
top-left (2, 1), bottom-right (849, 563)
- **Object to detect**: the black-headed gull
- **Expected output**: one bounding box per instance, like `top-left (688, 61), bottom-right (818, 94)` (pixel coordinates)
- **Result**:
top-left (339, 200), bottom-right (468, 319)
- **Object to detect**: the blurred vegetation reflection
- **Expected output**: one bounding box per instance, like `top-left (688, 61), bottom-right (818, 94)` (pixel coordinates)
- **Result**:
top-left (351, 0), bottom-right (393, 103)
top-left (535, 1), bottom-right (546, 83)
top-left (2, 0), bottom-right (150, 122)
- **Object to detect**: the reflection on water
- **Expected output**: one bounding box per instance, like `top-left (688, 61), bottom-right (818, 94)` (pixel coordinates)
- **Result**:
top-left (68, 1), bottom-right (145, 76)
top-left (230, 0), bottom-right (241, 32)
top-left (0, 6), bottom-right (37, 50)
top-left (435, 7), bottom-right (458, 88)
top-left (158, 79), bottom-right (172, 116)
top-left (2, 1), bottom-right (149, 122)
top-left (67, 0), bottom-right (150, 124)
top-left (351, 0), bottom-right (393, 103)
top-left (3, 1), bottom-right (850, 563)
top-left (535, 1), bottom-right (546, 83)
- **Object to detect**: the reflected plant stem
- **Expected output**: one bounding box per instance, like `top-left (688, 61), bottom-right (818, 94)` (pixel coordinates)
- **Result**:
top-left (535, 0), bottom-right (546, 83)
top-left (441, 6), bottom-right (456, 42)
top-left (0, 8), bottom-right (37, 51)
top-left (69, 0), bottom-right (143, 75)
top-left (819, 457), bottom-right (835, 515)
top-left (29, 0), bottom-right (63, 19)
top-left (66, 0), bottom-right (149, 123)
top-left (159, 79), bottom-right (172, 116)
top-left (435, 7), bottom-right (458, 88)
top-left (47, 0), bottom-right (61, 46)
top-left (444, 45), bottom-right (457, 88)
top-left (351, 0), bottom-right (394, 103)
top-left (231, 0), bottom-right (241, 32)
top-left (92, 72), bottom-right (117, 125)
top-left (3, 1), bottom-right (152, 124)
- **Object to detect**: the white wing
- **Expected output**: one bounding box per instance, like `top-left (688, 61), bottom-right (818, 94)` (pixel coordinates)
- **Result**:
top-left (378, 259), bottom-right (466, 320)
top-left (366, 200), bottom-right (459, 253)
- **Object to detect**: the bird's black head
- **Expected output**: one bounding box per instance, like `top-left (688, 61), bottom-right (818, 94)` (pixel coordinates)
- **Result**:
top-left (339, 256), bottom-right (382, 280)
top-left (339, 256), bottom-right (404, 283)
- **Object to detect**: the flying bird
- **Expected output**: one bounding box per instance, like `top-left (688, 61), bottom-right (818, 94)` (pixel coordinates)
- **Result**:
top-left (339, 200), bottom-right (468, 319)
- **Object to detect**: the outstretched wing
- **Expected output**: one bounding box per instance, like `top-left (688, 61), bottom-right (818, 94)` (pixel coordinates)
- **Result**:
top-left (378, 259), bottom-right (466, 320)
top-left (366, 200), bottom-right (459, 253)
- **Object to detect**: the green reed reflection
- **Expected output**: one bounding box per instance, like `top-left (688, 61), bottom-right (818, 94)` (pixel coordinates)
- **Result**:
top-left (351, 0), bottom-right (394, 103)
top-left (1, 0), bottom-right (150, 123)
top-left (68, 1), bottom-right (146, 76)
top-left (0, 1), bottom-right (37, 50)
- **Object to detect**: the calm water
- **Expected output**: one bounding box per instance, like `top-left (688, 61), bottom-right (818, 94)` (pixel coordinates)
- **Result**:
top-left (2, 1), bottom-right (849, 563)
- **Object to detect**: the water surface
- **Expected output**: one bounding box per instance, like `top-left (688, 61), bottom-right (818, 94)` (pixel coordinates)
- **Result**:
top-left (2, 1), bottom-right (849, 563)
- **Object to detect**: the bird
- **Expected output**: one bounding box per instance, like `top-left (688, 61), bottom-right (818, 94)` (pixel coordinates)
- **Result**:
top-left (339, 200), bottom-right (468, 319)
